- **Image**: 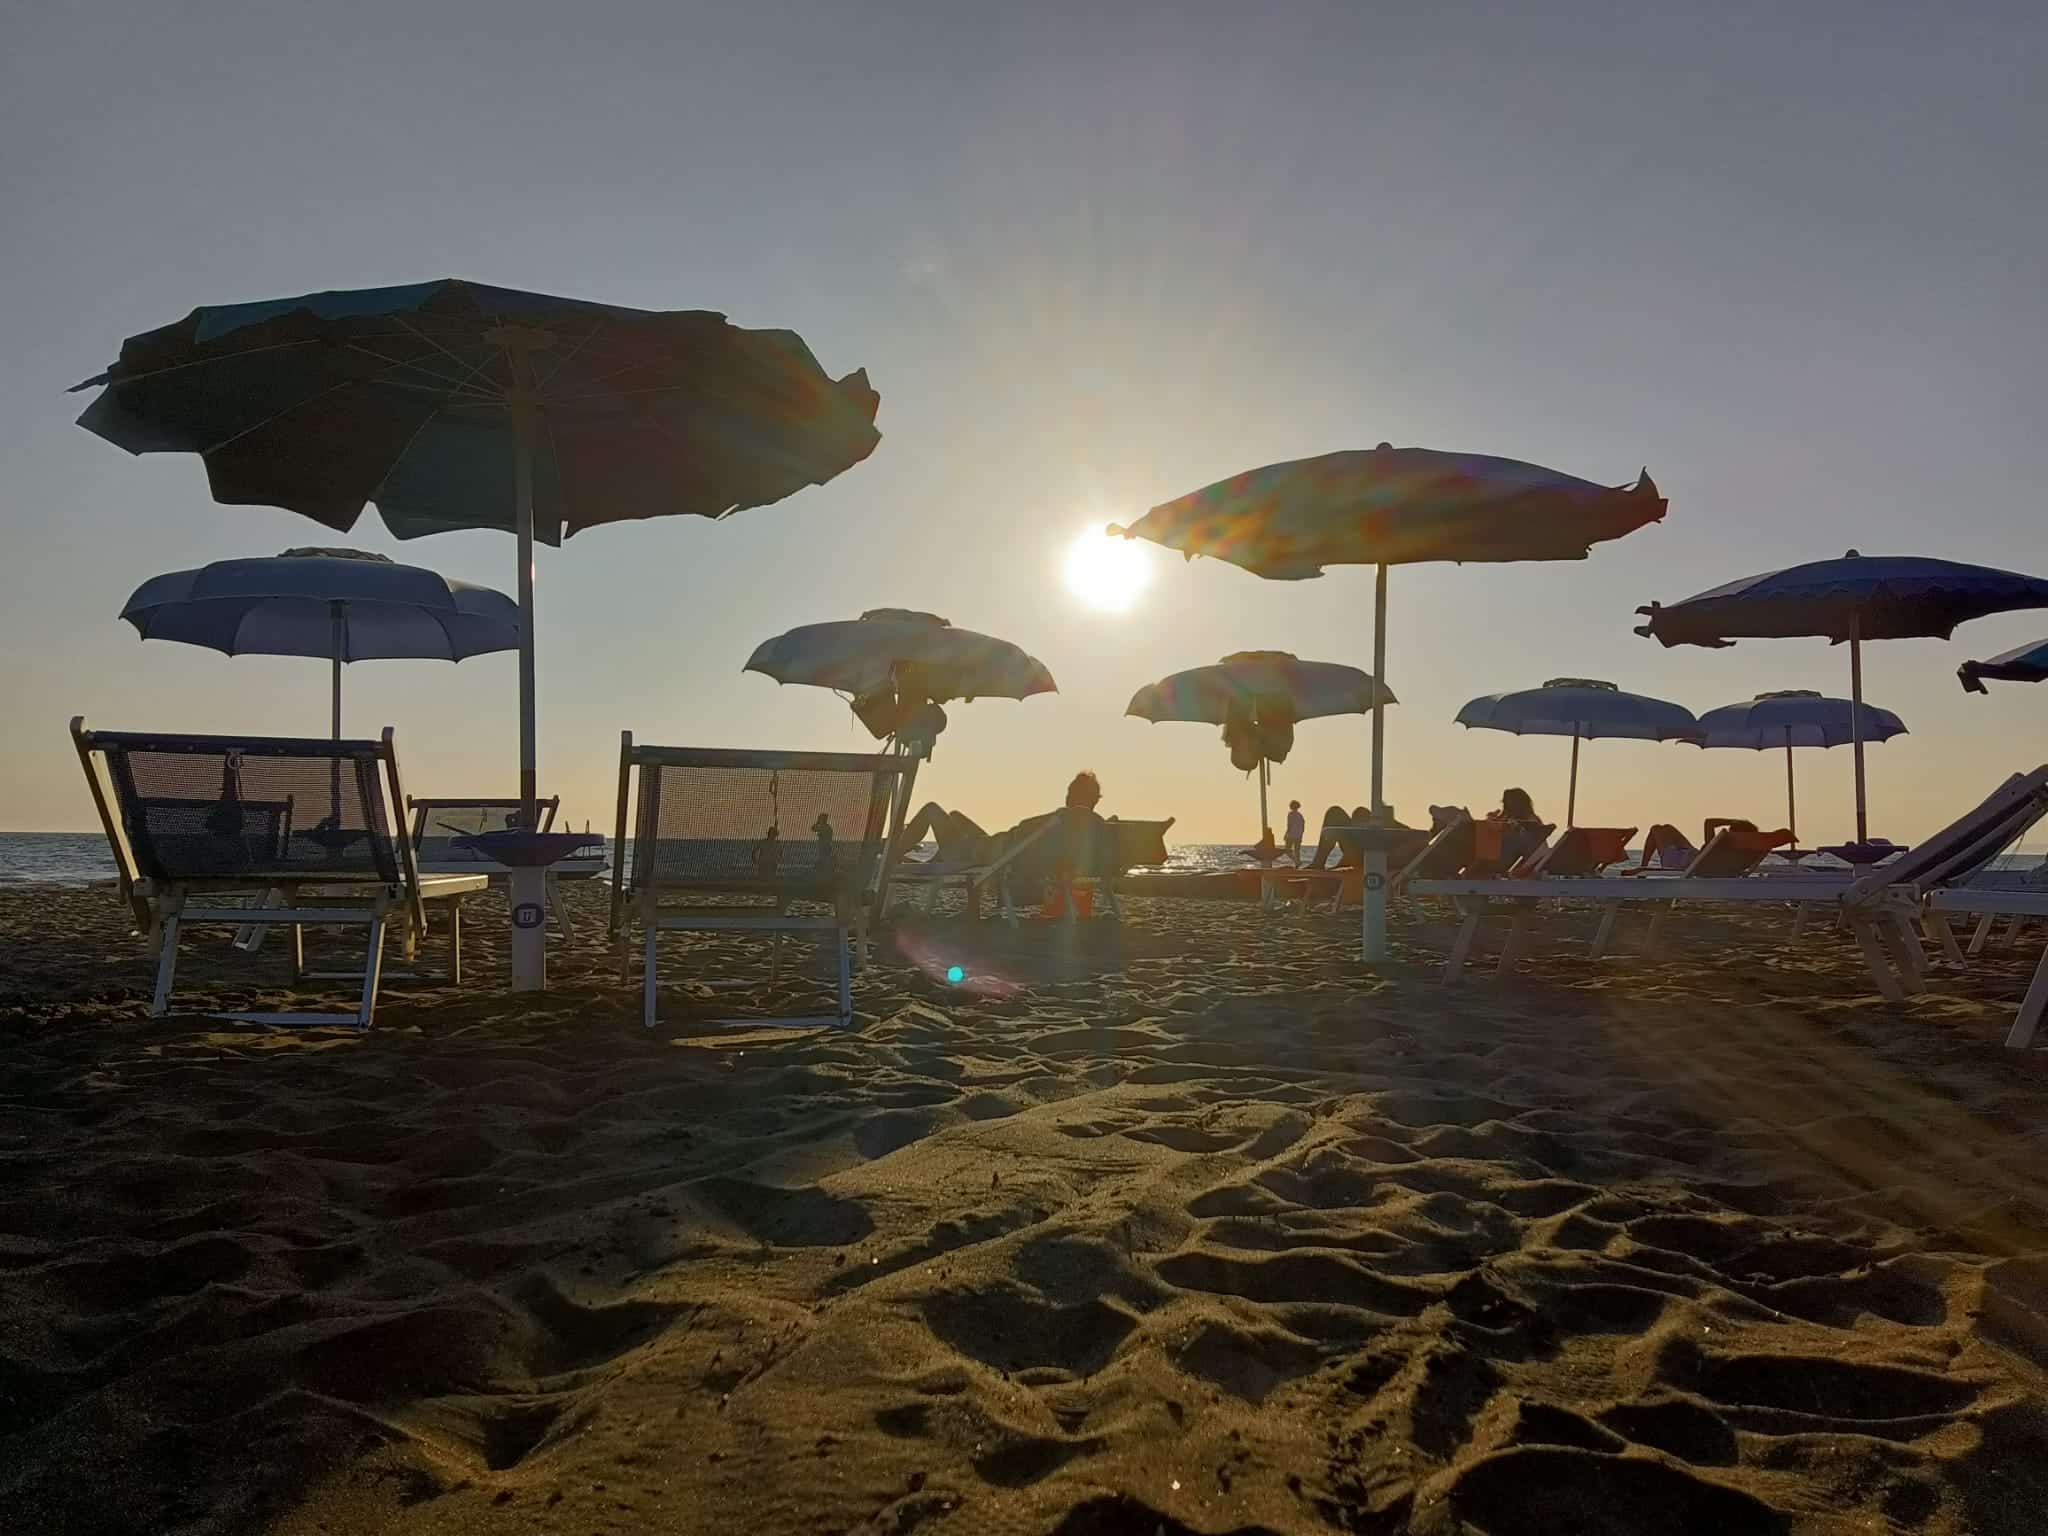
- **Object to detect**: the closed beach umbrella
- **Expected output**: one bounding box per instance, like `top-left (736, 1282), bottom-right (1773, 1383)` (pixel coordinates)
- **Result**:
top-left (1693, 690), bottom-right (1907, 841)
top-left (1115, 443), bottom-right (1664, 960)
top-left (1637, 551), bottom-right (2048, 842)
top-left (75, 278), bottom-right (881, 823)
top-left (1126, 651), bottom-right (1393, 837)
top-left (1959, 638), bottom-right (2048, 694)
top-left (1455, 678), bottom-right (1702, 827)
top-left (121, 548), bottom-right (519, 736)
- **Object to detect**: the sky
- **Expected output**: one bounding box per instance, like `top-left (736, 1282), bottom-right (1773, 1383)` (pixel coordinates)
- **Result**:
top-left (3, 1), bottom-right (2045, 846)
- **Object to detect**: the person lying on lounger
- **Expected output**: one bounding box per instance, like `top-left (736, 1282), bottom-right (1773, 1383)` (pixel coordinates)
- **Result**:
top-left (1303, 804), bottom-right (1422, 870)
top-left (1638, 817), bottom-right (1791, 870)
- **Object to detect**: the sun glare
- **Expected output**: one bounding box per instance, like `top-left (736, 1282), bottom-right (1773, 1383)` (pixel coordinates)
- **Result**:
top-left (1063, 526), bottom-right (1152, 613)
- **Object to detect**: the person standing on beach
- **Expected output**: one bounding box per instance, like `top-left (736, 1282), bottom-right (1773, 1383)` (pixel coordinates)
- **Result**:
top-left (1284, 800), bottom-right (1305, 864)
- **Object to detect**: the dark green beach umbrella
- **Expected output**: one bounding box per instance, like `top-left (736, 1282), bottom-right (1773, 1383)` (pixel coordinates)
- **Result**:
top-left (74, 278), bottom-right (882, 816)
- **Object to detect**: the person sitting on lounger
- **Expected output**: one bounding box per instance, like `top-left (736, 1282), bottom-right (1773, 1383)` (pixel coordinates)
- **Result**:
top-left (897, 771), bottom-right (1110, 868)
top-left (1488, 788), bottom-right (1548, 865)
top-left (1246, 827), bottom-right (1282, 866)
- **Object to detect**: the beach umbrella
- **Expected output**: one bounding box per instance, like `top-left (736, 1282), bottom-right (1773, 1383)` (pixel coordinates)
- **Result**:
top-left (747, 609), bottom-right (1056, 922)
top-left (1114, 443), bottom-right (1664, 959)
top-left (1455, 678), bottom-right (1702, 827)
top-left (74, 278), bottom-right (881, 824)
top-left (120, 548), bottom-right (519, 737)
top-left (1959, 638), bottom-right (2048, 694)
top-left (1637, 551), bottom-right (2048, 843)
top-left (1692, 690), bottom-right (1907, 841)
top-left (745, 609), bottom-right (1057, 725)
top-left (1126, 651), bottom-right (1393, 837)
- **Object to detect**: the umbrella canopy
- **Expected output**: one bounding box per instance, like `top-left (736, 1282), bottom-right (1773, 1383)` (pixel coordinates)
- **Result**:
top-left (1114, 443), bottom-right (1664, 960)
top-left (1635, 553), bottom-right (2048, 647)
top-left (1126, 650), bottom-right (1393, 725)
top-left (1960, 638), bottom-right (2048, 694)
top-left (1127, 651), bottom-right (1393, 844)
top-left (75, 278), bottom-right (880, 818)
top-left (1637, 550), bottom-right (2048, 841)
top-left (1695, 690), bottom-right (1906, 750)
top-left (745, 609), bottom-right (1055, 711)
top-left (1691, 690), bottom-right (1907, 841)
top-left (121, 548), bottom-right (519, 737)
top-left (1456, 678), bottom-right (1701, 827)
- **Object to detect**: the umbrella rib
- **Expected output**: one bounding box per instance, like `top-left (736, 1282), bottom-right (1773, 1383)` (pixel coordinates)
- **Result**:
top-left (78, 338), bottom-right (331, 389)
top-left (342, 337), bottom-right (505, 401)
top-left (532, 315), bottom-right (614, 394)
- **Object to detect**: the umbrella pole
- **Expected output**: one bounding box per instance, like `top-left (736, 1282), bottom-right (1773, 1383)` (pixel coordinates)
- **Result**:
top-left (1258, 758), bottom-right (1269, 837)
top-left (1785, 732), bottom-right (1797, 843)
top-left (513, 402), bottom-right (540, 826)
top-left (1567, 732), bottom-right (1580, 828)
top-left (330, 601), bottom-right (344, 739)
top-left (1849, 616), bottom-right (1868, 844)
top-left (1362, 562), bottom-right (1389, 964)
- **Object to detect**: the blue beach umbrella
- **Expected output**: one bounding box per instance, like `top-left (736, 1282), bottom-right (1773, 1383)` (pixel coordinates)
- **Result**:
top-left (74, 278), bottom-right (881, 820)
top-left (1959, 638), bottom-right (2048, 694)
top-left (1693, 690), bottom-right (1906, 841)
top-left (121, 548), bottom-right (519, 737)
top-left (1113, 442), bottom-right (1665, 960)
top-left (1638, 551), bottom-right (2048, 841)
top-left (1456, 678), bottom-right (1702, 827)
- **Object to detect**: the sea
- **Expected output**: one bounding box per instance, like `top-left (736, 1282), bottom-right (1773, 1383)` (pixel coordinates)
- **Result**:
top-left (0, 832), bottom-right (1259, 886)
top-left (9, 830), bottom-right (2048, 889)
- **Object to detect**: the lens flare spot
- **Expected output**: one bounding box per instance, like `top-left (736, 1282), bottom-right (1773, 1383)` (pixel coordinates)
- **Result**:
top-left (946, 965), bottom-right (966, 984)
top-left (1063, 525), bottom-right (1151, 613)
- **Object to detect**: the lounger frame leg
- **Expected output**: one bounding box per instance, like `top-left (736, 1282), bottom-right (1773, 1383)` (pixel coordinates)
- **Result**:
top-left (1922, 911), bottom-right (1965, 968)
top-left (2000, 914), bottom-right (2027, 951)
top-left (1848, 918), bottom-right (1906, 1003)
top-left (1791, 903), bottom-right (1812, 940)
top-left (1443, 911), bottom-right (1479, 984)
top-left (1968, 912), bottom-right (1997, 957)
top-left (1496, 909), bottom-right (1529, 977)
top-left (642, 920), bottom-right (660, 1030)
top-left (2004, 943), bottom-right (2048, 1049)
top-left (356, 915), bottom-right (386, 1028)
top-left (152, 911), bottom-right (182, 1017)
top-left (1888, 910), bottom-right (1927, 980)
top-left (447, 900), bottom-right (463, 984)
top-left (837, 922), bottom-right (854, 1025)
top-left (290, 921), bottom-right (305, 984)
top-left (1590, 903), bottom-right (1619, 960)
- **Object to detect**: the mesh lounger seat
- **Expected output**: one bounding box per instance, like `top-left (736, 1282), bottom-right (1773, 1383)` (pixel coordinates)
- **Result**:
top-left (71, 718), bottom-right (486, 1026)
top-left (608, 737), bottom-right (910, 1028)
top-left (407, 796), bottom-right (601, 940)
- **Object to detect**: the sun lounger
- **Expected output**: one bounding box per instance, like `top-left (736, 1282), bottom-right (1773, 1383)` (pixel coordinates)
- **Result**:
top-left (71, 718), bottom-right (485, 1026)
top-left (1413, 769), bottom-right (2048, 994)
top-left (406, 795), bottom-right (602, 940)
top-left (607, 736), bottom-right (910, 1028)
top-left (886, 815), bottom-right (1062, 922)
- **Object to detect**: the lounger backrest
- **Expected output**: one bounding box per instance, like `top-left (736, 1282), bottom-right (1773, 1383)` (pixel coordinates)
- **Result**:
top-left (1467, 821), bottom-right (1554, 877)
top-left (1523, 825), bottom-right (1636, 878)
top-left (408, 796), bottom-right (561, 863)
top-left (1848, 767), bottom-right (2048, 901)
top-left (72, 721), bottom-right (422, 933)
top-left (1108, 816), bottom-right (1175, 870)
top-left (1396, 815), bottom-right (1475, 888)
top-left (1684, 825), bottom-right (1792, 879)
top-left (612, 740), bottom-right (906, 922)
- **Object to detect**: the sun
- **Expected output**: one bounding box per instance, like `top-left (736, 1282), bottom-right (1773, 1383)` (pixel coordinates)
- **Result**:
top-left (1063, 526), bottom-right (1152, 613)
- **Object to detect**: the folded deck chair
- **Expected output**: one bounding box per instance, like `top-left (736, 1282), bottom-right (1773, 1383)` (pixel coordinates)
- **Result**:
top-left (608, 736), bottom-right (911, 1028)
top-left (406, 795), bottom-right (599, 940)
top-left (71, 718), bottom-right (486, 1026)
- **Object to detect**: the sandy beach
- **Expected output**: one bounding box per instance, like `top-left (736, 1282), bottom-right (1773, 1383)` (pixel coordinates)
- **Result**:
top-left (2, 880), bottom-right (2045, 1534)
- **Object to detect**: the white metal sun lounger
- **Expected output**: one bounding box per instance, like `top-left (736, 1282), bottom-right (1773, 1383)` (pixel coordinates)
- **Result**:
top-left (72, 718), bottom-right (486, 1026)
top-left (608, 736), bottom-right (910, 1029)
top-left (1412, 768), bottom-right (2048, 996)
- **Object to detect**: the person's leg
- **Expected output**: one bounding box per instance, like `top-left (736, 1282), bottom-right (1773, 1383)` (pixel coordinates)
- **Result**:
top-left (897, 802), bottom-right (949, 851)
top-left (1309, 806), bottom-right (1350, 870)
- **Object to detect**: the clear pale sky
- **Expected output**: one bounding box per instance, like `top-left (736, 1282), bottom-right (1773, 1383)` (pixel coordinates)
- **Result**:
top-left (4, 2), bottom-right (2044, 845)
